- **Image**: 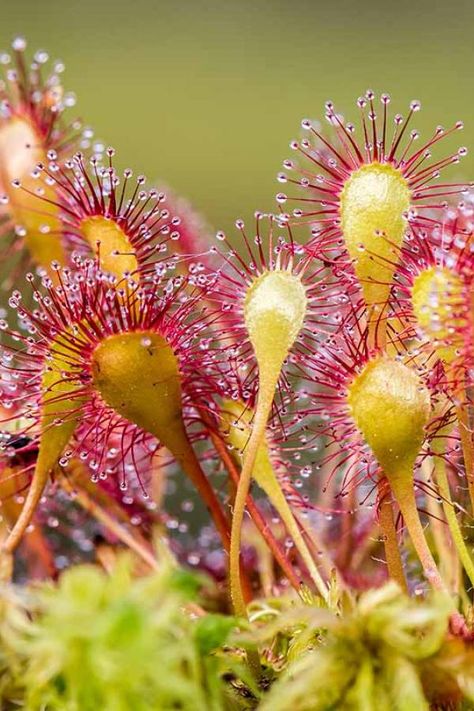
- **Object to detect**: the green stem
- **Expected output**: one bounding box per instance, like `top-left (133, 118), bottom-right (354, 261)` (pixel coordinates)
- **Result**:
top-left (230, 397), bottom-right (273, 619)
top-left (424, 471), bottom-right (460, 593)
top-left (390, 476), bottom-right (450, 599)
top-left (434, 457), bottom-right (474, 588)
top-left (257, 476), bottom-right (329, 601)
top-left (377, 480), bottom-right (407, 592)
top-left (230, 376), bottom-right (328, 619)
top-left (456, 403), bottom-right (474, 513)
top-left (167, 427), bottom-right (255, 604)
top-left (2, 462), bottom-right (49, 557)
top-left (2, 414), bottom-right (77, 557)
top-left (206, 425), bottom-right (303, 592)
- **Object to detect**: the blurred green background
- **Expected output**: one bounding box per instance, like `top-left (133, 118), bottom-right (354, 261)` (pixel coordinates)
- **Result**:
top-left (1, 0), bottom-right (473, 234)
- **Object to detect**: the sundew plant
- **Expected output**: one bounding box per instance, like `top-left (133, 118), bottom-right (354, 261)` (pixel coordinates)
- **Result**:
top-left (0, 37), bottom-right (474, 710)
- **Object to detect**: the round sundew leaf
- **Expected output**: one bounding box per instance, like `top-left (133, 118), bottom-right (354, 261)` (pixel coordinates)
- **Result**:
top-left (347, 356), bottom-right (431, 484)
top-left (91, 330), bottom-right (186, 452)
top-left (244, 269), bottom-right (307, 387)
top-left (340, 162), bottom-right (411, 310)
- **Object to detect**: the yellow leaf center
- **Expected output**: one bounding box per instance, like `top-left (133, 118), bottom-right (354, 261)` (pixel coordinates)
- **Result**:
top-left (244, 269), bottom-right (307, 388)
top-left (80, 215), bottom-right (138, 280)
top-left (340, 162), bottom-right (411, 310)
top-left (91, 331), bottom-right (186, 452)
top-left (411, 266), bottom-right (466, 363)
top-left (347, 356), bottom-right (431, 483)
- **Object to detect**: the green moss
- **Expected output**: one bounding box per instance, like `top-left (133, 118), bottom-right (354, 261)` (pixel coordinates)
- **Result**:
top-left (251, 583), bottom-right (474, 711)
top-left (3, 568), bottom-right (474, 709)
top-left (0, 557), bottom-right (246, 711)
top-left (0, 585), bottom-right (30, 707)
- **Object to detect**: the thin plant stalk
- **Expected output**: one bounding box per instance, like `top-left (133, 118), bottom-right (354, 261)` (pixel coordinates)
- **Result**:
top-left (424, 470), bottom-right (460, 594)
top-left (230, 381), bottom-right (329, 619)
top-left (433, 456), bottom-right (474, 588)
top-left (206, 425), bottom-right (303, 592)
top-left (377, 480), bottom-right (407, 592)
top-left (456, 403), bottom-right (474, 512)
top-left (390, 476), bottom-right (451, 598)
